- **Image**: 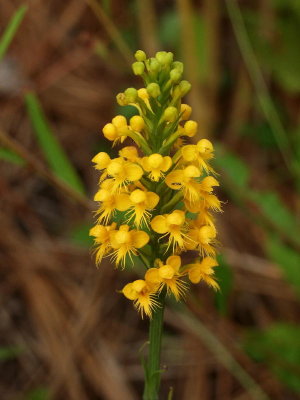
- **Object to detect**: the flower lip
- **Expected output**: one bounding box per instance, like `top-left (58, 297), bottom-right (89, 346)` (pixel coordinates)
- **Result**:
top-left (130, 189), bottom-right (147, 204)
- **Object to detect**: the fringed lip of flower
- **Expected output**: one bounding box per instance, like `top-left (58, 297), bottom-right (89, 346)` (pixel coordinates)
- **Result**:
top-left (150, 210), bottom-right (192, 251)
top-left (145, 255), bottom-right (186, 300)
top-left (122, 279), bottom-right (159, 318)
top-left (109, 225), bottom-right (150, 267)
top-left (186, 257), bottom-right (219, 289)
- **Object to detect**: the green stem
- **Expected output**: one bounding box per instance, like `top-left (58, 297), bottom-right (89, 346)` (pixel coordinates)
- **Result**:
top-left (143, 292), bottom-right (166, 400)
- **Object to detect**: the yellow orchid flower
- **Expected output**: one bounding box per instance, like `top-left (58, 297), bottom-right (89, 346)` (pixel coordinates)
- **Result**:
top-left (116, 189), bottom-right (160, 227)
top-left (165, 165), bottom-right (201, 203)
top-left (141, 153), bottom-right (172, 181)
top-left (94, 180), bottom-right (130, 223)
top-left (187, 257), bottom-right (219, 290)
top-left (186, 225), bottom-right (217, 257)
top-left (89, 223), bottom-right (117, 265)
top-left (181, 139), bottom-right (215, 172)
top-left (145, 256), bottom-right (186, 300)
top-left (106, 159), bottom-right (144, 192)
top-left (109, 225), bottom-right (149, 267)
top-left (119, 146), bottom-right (140, 162)
top-left (122, 279), bottom-right (158, 318)
top-left (150, 210), bottom-right (188, 250)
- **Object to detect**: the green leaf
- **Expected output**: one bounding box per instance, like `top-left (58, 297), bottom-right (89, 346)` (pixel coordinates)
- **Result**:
top-left (266, 234), bottom-right (300, 297)
top-left (244, 323), bottom-right (300, 393)
top-left (250, 191), bottom-right (300, 242)
top-left (214, 255), bottom-right (233, 315)
top-left (214, 145), bottom-right (250, 188)
top-left (0, 345), bottom-right (23, 361)
top-left (25, 92), bottom-right (85, 194)
top-left (0, 5), bottom-right (28, 61)
top-left (0, 148), bottom-right (25, 165)
top-left (115, 105), bottom-right (138, 120)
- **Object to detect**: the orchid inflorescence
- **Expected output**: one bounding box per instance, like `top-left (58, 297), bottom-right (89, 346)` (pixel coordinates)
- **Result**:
top-left (90, 50), bottom-right (222, 318)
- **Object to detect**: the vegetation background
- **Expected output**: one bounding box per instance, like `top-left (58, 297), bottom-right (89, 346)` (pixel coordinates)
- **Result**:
top-left (1, 0), bottom-right (300, 399)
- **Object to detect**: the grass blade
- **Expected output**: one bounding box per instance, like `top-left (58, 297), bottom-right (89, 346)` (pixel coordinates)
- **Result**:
top-left (0, 147), bottom-right (25, 165)
top-left (0, 5), bottom-right (28, 61)
top-left (25, 91), bottom-right (85, 194)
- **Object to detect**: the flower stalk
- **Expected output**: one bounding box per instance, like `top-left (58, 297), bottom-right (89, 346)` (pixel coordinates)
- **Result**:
top-left (90, 49), bottom-right (222, 398)
top-left (143, 292), bottom-right (166, 400)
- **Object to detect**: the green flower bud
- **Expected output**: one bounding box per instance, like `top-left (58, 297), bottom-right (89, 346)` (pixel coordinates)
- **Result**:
top-left (135, 50), bottom-right (146, 62)
top-left (147, 83), bottom-right (161, 98)
top-left (156, 51), bottom-right (173, 66)
top-left (124, 87), bottom-right (138, 103)
top-left (163, 106), bottom-right (178, 122)
top-left (148, 58), bottom-right (161, 74)
top-left (179, 80), bottom-right (191, 96)
top-left (170, 69), bottom-right (182, 83)
top-left (116, 93), bottom-right (128, 106)
top-left (172, 61), bottom-right (184, 73)
top-left (132, 61), bottom-right (145, 76)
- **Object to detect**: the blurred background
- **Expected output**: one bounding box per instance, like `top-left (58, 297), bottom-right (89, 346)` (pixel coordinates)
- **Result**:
top-left (1, 0), bottom-right (300, 399)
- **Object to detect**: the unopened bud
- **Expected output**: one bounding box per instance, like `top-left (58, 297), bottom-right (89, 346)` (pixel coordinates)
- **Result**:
top-left (156, 51), bottom-right (173, 66)
top-left (163, 106), bottom-right (178, 122)
top-left (124, 87), bottom-right (138, 103)
top-left (112, 115), bottom-right (127, 128)
top-left (147, 83), bottom-right (161, 98)
top-left (102, 123), bottom-right (118, 141)
top-left (180, 104), bottom-right (192, 120)
top-left (148, 58), bottom-right (160, 74)
top-left (138, 88), bottom-right (149, 101)
top-left (170, 68), bottom-right (181, 83)
top-left (184, 120), bottom-right (198, 137)
top-left (172, 61), bottom-right (184, 73)
top-left (116, 93), bottom-right (128, 106)
top-left (130, 115), bottom-right (145, 132)
top-left (132, 61), bottom-right (145, 76)
top-left (135, 50), bottom-right (147, 62)
top-left (179, 80), bottom-right (191, 97)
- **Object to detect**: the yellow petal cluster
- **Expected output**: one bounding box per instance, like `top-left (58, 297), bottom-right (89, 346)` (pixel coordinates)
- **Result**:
top-left (90, 50), bottom-right (223, 317)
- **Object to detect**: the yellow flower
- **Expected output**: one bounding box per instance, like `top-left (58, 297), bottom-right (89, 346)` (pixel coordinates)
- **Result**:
top-left (109, 225), bottom-right (149, 267)
top-left (130, 115), bottom-right (145, 132)
top-left (183, 176), bottom-right (221, 213)
top-left (119, 146), bottom-right (139, 162)
top-left (165, 165), bottom-right (201, 203)
top-left (145, 256), bottom-right (185, 300)
top-left (150, 210), bottom-right (187, 250)
top-left (187, 225), bottom-right (217, 257)
top-left (181, 139), bottom-right (215, 172)
top-left (92, 152), bottom-right (112, 175)
top-left (89, 223), bottom-right (117, 265)
top-left (120, 189), bottom-right (160, 227)
top-left (102, 115), bottom-right (131, 144)
top-left (106, 159), bottom-right (143, 191)
top-left (180, 104), bottom-right (192, 120)
top-left (185, 206), bottom-right (216, 229)
top-left (94, 180), bottom-right (130, 223)
top-left (183, 120), bottom-right (198, 137)
top-left (122, 279), bottom-right (158, 318)
top-left (141, 154), bottom-right (172, 181)
top-left (187, 257), bottom-right (219, 290)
